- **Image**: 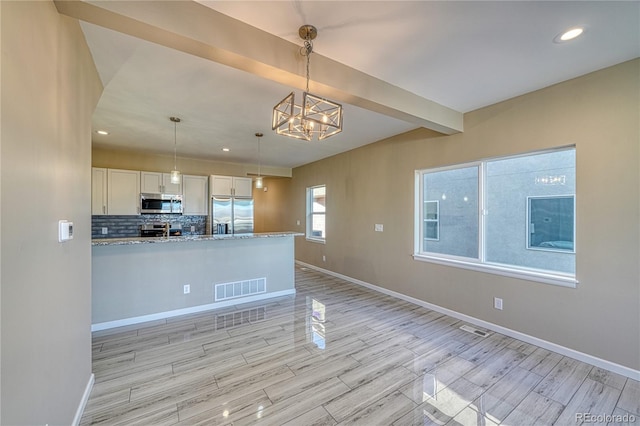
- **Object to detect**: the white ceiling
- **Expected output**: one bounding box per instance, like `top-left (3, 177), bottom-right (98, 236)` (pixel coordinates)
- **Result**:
top-left (80, 1), bottom-right (639, 171)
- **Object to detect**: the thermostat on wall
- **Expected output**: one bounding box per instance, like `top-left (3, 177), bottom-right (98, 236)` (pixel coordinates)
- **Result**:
top-left (58, 220), bottom-right (74, 242)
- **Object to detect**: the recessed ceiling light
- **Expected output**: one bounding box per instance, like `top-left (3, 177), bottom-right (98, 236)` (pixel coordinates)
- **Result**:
top-left (222, 148), bottom-right (230, 152)
top-left (95, 130), bottom-right (109, 135)
top-left (555, 27), bottom-right (584, 43)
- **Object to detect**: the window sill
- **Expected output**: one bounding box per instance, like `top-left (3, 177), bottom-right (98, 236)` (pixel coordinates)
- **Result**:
top-left (412, 254), bottom-right (577, 288)
top-left (306, 237), bottom-right (326, 244)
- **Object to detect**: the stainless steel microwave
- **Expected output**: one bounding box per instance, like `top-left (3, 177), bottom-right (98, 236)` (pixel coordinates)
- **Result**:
top-left (140, 193), bottom-right (183, 214)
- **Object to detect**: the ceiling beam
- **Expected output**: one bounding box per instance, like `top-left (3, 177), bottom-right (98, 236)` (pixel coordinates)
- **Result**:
top-left (55, 0), bottom-right (463, 134)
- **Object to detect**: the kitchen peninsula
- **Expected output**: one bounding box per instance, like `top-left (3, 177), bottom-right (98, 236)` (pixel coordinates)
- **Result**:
top-left (91, 232), bottom-right (301, 331)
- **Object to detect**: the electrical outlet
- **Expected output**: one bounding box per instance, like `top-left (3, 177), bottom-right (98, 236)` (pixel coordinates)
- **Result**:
top-left (101, 227), bottom-right (108, 235)
top-left (374, 224), bottom-right (384, 232)
top-left (184, 284), bottom-right (190, 294)
top-left (296, 220), bottom-right (301, 226)
top-left (494, 297), bottom-right (503, 310)
top-left (190, 226), bottom-right (195, 232)
top-left (322, 255), bottom-right (326, 262)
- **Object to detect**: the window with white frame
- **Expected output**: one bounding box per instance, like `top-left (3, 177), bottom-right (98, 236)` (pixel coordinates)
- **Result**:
top-left (415, 147), bottom-right (576, 286)
top-left (306, 185), bottom-right (326, 242)
top-left (420, 166), bottom-right (479, 258)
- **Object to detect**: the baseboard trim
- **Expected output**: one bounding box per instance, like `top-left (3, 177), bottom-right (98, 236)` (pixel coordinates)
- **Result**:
top-left (296, 261), bottom-right (640, 381)
top-left (72, 373), bottom-right (94, 426)
top-left (91, 289), bottom-right (296, 332)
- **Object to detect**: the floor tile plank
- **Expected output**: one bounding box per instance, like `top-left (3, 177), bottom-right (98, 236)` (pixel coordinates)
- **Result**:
top-left (324, 366), bottom-right (417, 422)
top-left (617, 379), bottom-right (640, 416)
top-left (501, 391), bottom-right (564, 426)
top-left (534, 356), bottom-right (593, 405)
top-left (555, 378), bottom-right (622, 425)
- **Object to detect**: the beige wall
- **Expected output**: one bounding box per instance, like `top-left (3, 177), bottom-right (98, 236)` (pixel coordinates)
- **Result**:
top-left (253, 177), bottom-right (292, 233)
top-left (93, 146), bottom-right (292, 178)
top-left (290, 59), bottom-right (640, 371)
top-left (1, 2), bottom-right (102, 424)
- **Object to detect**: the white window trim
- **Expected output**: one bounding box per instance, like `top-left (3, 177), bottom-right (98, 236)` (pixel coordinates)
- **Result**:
top-left (306, 235), bottom-right (326, 244)
top-left (414, 148), bottom-right (577, 288)
top-left (412, 253), bottom-right (577, 288)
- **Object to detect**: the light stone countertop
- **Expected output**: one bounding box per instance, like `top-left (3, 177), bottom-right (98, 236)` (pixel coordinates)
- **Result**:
top-left (92, 232), bottom-right (304, 246)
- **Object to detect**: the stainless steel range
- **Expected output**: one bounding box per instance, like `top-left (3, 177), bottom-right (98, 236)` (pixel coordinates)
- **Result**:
top-left (139, 223), bottom-right (182, 237)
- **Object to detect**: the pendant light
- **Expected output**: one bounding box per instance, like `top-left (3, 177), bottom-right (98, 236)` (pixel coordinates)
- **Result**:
top-left (170, 116), bottom-right (181, 184)
top-left (272, 25), bottom-right (343, 141)
top-left (255, 132), bottom-right (263, 189)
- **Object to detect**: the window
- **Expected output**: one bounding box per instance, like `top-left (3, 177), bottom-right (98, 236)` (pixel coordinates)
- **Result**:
top-left (421, 166), bottom-right (479, 258)
top-left (415, 148), bottom-right (576, 287)
top-left (424, 201), bottom-right (439, 240)
top-left (306, 185), bottom-right (326, 242)
top-left (527, 196), bottom-right (575, 252)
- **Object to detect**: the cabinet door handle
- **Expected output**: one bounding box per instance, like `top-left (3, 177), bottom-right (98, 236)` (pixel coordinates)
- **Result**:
top-left (103, 205), bottom-right (106, 214)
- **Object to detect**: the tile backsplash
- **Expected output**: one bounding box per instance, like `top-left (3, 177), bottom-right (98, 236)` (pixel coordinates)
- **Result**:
top-left (92, 215), bottom-right (207, 239)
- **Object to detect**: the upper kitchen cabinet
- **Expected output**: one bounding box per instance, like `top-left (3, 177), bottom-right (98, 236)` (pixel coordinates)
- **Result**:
top-left (233, 177), bottom-right (253, 197)
top-left (92, 167), bottom-right (107, 215)
top-left (141, 171), bottom-right (182, 195)
top-left (108, 169), bottom-right (141, 215)
top-left (183, 175), bottom-right (208, 215)
top-left (210, 175), bottom-right (253, 197)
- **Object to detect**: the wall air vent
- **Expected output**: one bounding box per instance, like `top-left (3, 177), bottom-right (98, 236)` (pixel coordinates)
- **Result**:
top-left (459, 324), bottom-right (491, 337)
top-left (214, 278), bottom-right (266, 301)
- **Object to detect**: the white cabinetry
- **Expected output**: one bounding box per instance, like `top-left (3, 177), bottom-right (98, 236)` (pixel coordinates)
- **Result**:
top-left (92, 167), bottom-right (108, 215)
top-left (233, 177), bottom-right (253, 197)
top-left (210, 175), bottom-right (253, 197)
top-left (183, 175), bottom-right (208, 215)
top-left (107, 169), bottom-right (140, 215)
top-left (141, 171), bottom-right (182, 195)
top-left (210, 175), bottom-right (232, 196)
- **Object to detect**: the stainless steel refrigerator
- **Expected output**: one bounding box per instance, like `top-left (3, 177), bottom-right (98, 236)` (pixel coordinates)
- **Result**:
top-left (211, 196), bottom-right (254, 234)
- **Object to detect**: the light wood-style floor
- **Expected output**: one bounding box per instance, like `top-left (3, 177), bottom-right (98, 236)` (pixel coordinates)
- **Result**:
top-left (82, 266), bottom-right (640, 425)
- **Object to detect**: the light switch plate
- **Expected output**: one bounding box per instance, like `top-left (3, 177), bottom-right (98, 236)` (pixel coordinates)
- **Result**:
top-left (374, 224), bottom-right (384, 232)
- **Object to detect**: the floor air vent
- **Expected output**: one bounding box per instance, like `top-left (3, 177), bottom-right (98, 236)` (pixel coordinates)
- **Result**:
top-left (460, 324), bottom-right (490, 337)
top-left (215, 278), bottom-right (266, 301)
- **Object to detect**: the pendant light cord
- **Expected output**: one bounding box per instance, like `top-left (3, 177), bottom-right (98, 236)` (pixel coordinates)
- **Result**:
top-left (256, 132), bottom-right (263, 177)
top-left (173, 120), bottom-right (177, 170)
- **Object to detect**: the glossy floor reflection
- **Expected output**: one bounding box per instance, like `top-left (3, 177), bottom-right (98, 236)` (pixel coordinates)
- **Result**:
top-left (82, 266), bottom-right (640, 425)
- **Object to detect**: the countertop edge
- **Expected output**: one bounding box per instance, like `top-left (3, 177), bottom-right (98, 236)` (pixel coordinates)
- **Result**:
top-left (92, 232), bottom-right (304, 246)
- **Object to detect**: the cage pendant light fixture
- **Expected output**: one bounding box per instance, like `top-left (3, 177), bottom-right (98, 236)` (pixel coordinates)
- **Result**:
top-left (170, 116), bottom-right (181, 184)
top-left (255, 132), bottom-right (264, 189)
top-left (272, 25), bottom-right (343, 141)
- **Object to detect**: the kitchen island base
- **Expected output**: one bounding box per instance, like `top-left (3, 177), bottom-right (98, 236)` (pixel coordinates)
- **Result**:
top-left (91, 233), bottom-right (299, 331)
